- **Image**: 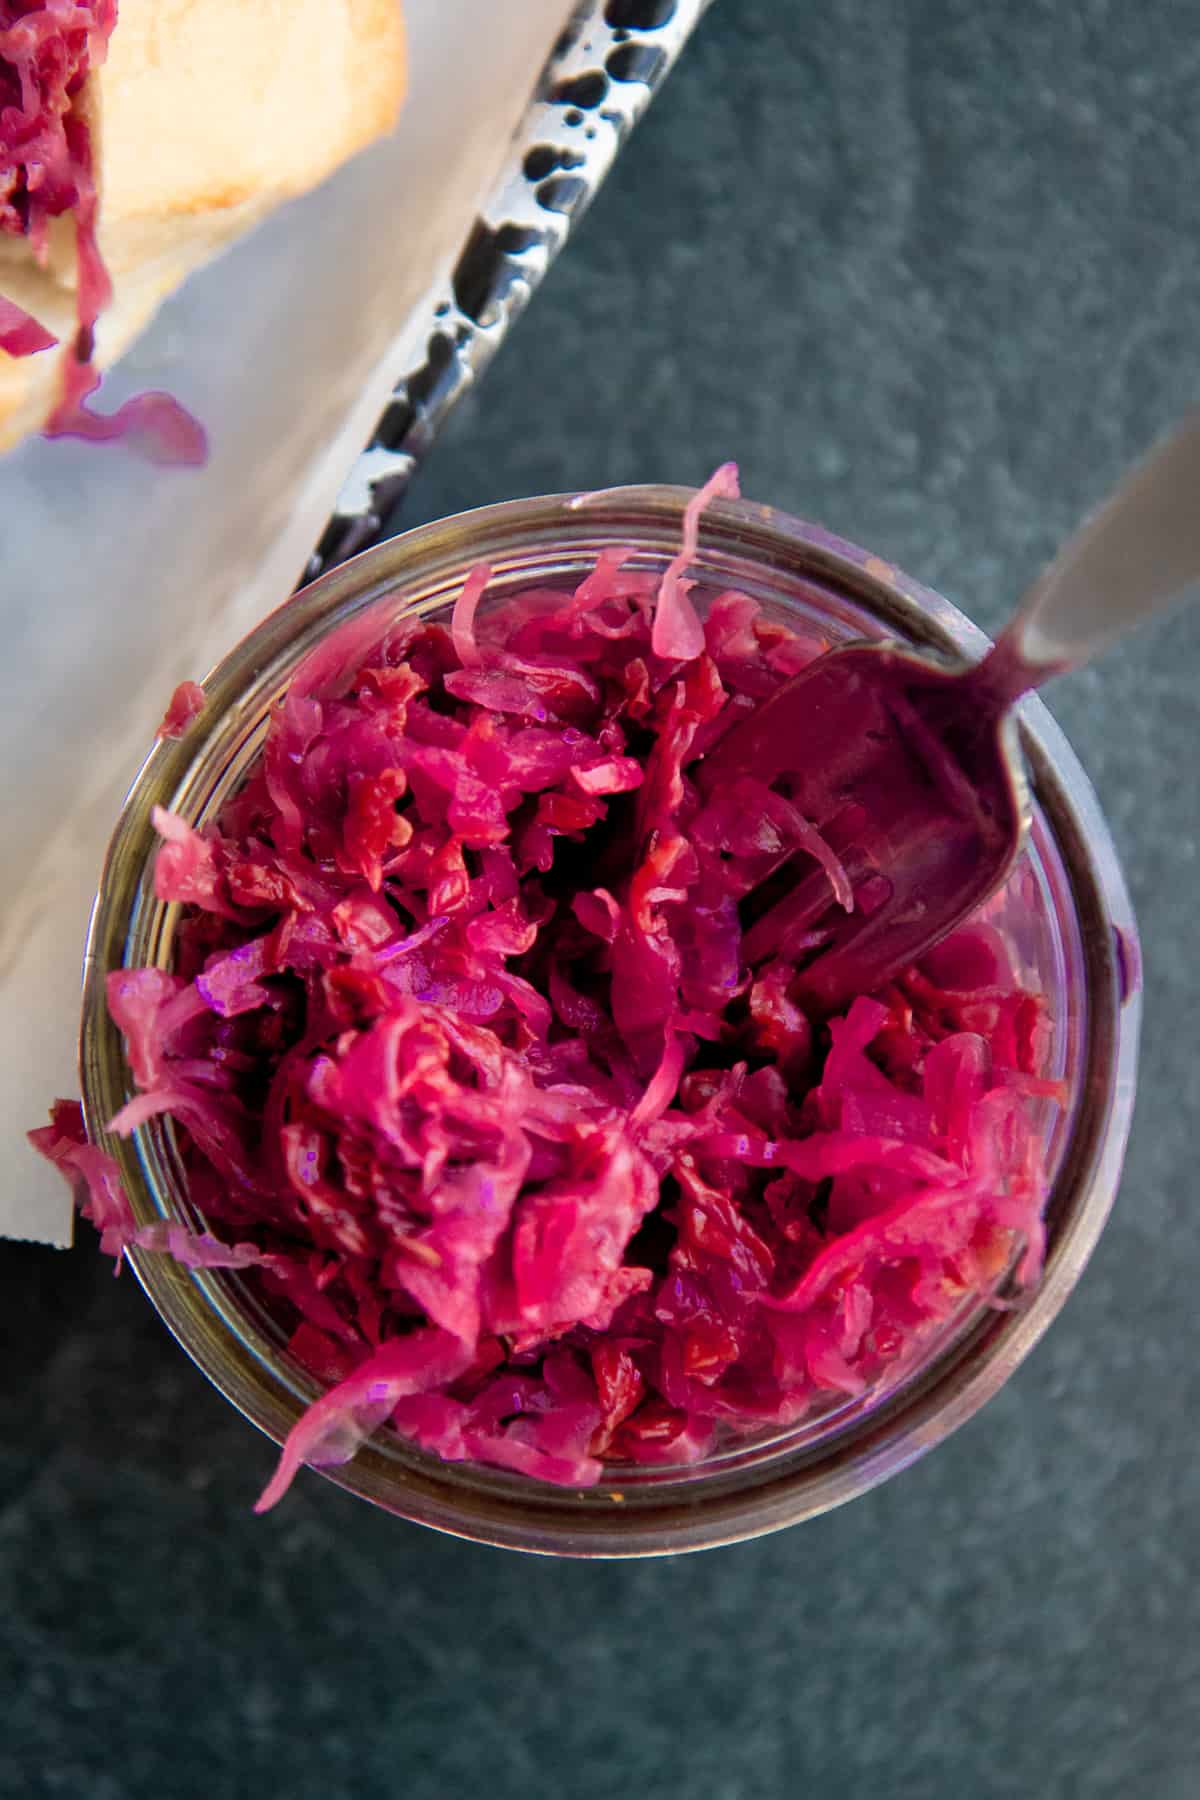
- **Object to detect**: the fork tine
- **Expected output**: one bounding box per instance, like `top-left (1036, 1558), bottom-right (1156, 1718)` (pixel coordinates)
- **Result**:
top-left (741, 865), bottom-right (841, 964)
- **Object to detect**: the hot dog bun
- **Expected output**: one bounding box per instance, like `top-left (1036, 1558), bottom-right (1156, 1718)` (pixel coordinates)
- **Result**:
top-left (0, 0), bottom-right (407, 451)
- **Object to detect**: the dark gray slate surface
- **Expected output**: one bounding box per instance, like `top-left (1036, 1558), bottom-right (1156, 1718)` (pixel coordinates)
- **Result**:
top-left (5, 2), bottom-right (1200, 1795)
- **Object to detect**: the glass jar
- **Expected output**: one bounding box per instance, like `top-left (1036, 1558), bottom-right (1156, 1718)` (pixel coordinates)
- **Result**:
top-left (79, 487), bottom-right (1140, 1556)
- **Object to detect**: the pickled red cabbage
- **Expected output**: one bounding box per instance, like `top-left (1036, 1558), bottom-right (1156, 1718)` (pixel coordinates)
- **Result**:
top-left (35, 471), bottom-right (1059, 1508)
top-left (1, 2), bottom-right (206, 461)
top-left (156, 680), bottom-right (206, 739)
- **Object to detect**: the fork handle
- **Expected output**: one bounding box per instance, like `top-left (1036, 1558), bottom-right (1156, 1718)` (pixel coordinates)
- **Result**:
top-left (993, 410), bottom-right (1200, 686)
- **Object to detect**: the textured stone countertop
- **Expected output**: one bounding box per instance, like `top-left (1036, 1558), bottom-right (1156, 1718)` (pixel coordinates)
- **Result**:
top-left (4, 3), bottom-right (1199, 1794)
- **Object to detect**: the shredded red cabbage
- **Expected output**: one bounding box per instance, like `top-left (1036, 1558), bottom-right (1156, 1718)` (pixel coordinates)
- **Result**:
top-left (653, 461), bottom-right (740, 660)
top-left (34, 471), bottom-right (1060, 1507)
top-left (0, 290), bottom-right (55, 354)
top-left (43, 356), bottom-right (208, 463)
top-left (30, 1098), bottom-right (271, 1273)
top-left (2, 5), bottom-right (112, 370)
top-left (1, 2), bottom-right (207, 462)
top-left (0, 3), bottom-right (110, 251)
top-left (156, 679), bottom-right (206, 740)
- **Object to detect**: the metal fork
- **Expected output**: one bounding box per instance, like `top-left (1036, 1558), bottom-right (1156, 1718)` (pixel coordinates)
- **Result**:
top-left (698, 413), bottom-right (1200, 1012)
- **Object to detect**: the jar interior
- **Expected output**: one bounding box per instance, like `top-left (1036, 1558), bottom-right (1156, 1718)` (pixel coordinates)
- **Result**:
top-left (80, 494), bottom-right (1129, 1552)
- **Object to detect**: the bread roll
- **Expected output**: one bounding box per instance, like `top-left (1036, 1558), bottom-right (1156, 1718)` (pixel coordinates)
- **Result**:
top-left (0, 0), bottom-right (407, 450)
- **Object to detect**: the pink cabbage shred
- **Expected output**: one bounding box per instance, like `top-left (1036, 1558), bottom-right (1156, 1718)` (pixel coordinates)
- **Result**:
top-left (0, 1), bottom-right (206, 462)
top-left (156, 678), bottom-right (206, 740)
top-left (34, 469), bottom-right (1062, 1508)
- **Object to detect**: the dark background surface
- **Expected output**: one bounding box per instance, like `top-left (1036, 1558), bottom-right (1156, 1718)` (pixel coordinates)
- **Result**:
top-left (5, 2), bottom-right (1200, 1794)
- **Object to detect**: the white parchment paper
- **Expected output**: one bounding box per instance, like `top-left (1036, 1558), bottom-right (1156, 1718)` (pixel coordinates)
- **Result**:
top-left (0, 0), bottom-right (573, 1244)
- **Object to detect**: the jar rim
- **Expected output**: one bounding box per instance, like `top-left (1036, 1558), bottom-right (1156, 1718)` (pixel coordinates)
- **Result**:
top-left (79, 485), bottom-right (1141, 1556)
